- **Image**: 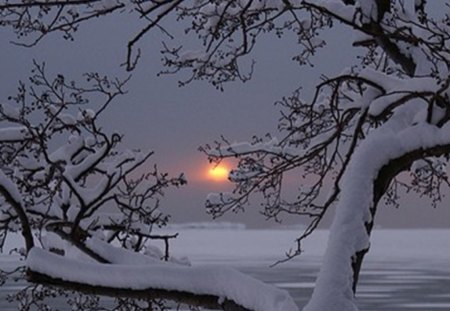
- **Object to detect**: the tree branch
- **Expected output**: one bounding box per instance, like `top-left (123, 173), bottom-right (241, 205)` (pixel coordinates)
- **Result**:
top-left (27, 270), bottom-right (252, 311)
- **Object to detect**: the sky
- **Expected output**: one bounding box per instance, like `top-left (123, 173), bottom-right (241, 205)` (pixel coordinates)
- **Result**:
top-left (1, 9), bottom-right (450, 228)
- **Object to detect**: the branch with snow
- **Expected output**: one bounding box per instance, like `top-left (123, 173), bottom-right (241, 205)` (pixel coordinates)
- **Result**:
top-left (27, 247), bottom-right (298, 311)
top-left (0, 64), bottom-right (189, 309)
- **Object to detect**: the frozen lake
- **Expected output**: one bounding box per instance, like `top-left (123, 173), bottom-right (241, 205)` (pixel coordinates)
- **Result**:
top-left (1, 229), bottom-right (450, 310)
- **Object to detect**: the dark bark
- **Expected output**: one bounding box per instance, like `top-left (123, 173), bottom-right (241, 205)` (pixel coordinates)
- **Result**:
top-left (369, 0), bottom-right (417, 76)
top-left (366, 22), bottom-right (417, 76)
top-left (374, 0), bottom-right (391, 22)
top-left (339, 0), bottom-right (417, 76)
top-left (48, 225), bottom-right (110, 264)
top-left (0, 185), bottom-right (34, 253)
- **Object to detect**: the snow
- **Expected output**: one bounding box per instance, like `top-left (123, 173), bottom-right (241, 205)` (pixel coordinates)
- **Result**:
top-left (83, 237), bottom-right (189, 266)
top-left (57, 113), bottom-right (76, 125)
top-left (161, 228), bottom-right (322, 266)
top-left (64, 145), bottom-right (108, 180)
top-left (358, 0), bottom-right (378, 21)
top-left (304, 122), bottom-right (450, 311)
top-left (0, 170), bottom-right (23, 205)
top-left (0, 103), bottom-right (20, 119)
top-left (179, 50), bottom-right (208, 62)
top-left (0, 126), bottom-right (29, 142)
top-left (2, 2), bottom-right (450, 311)
top-left (27, 201), bottom-right (63, 219)
top-left (2, 228), bottom-right (449, 266)
top-left (77, 108), bottom-right (95, 121)
top-left (314, 0), bottom-right (357, 21)
top-left (400, 303), bottom-right (450, 308)
top-left (85, 237), bottom-right (162, 265)
top-left (91, 0), bottom-right (118, 11)
top-left (4, 227), bottom-right (450, 310)
top-left (27, 247), bottom-right (299, 311)
top-left (206, 192), bottom-right (234, 205)
top-left (71, 175), bottom-right (111, 206)
top-left (165, 221), bottom-right (246, 230)
top-left (49, 134), bottom-right (84, 162)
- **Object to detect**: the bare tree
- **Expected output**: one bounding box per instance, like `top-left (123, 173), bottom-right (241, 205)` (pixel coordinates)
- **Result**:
top-left (2, 1), bottom-right (450, 311)
top-left (0, 63), bottom-right (295, 311)
top-left (197, 1), bottom-right (450, 310)
top-left (0, 62), bottom-right (193, 310)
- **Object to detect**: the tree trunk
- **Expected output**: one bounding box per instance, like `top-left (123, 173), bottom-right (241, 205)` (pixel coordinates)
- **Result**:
top-left (351, 144), bottom-right (450, 292)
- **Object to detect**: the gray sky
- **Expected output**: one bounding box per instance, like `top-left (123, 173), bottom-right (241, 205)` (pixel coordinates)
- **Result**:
top-left (1, 12), bottom-right (449, 228)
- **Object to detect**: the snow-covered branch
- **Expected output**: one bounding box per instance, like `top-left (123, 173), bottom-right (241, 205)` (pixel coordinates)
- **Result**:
top-left (0, 64), bottom-right (189, 309)
top-left (3, 1), bottom-right (450, 311)
top-left (27, 247), bottom-right (298, 311)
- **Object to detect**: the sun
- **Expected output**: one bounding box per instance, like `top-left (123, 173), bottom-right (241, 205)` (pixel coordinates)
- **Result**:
top-left (207, 164), bottom-right (230, 182)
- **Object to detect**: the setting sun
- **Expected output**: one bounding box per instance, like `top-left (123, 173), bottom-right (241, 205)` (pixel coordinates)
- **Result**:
top-left (208, 164), bottom-right (230, 182)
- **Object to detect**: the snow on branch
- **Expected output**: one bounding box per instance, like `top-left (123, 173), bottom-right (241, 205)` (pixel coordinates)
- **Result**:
top-left (0, 64), bottom-right (189, 310)
top-left (27, 247), bottom-right (298, 311)
top-left (4, 1), bottom-right (450, 310)
top-left (304, 122), bottom-right (450, 311)
top-left (201, 4), bottom-right (450, 276)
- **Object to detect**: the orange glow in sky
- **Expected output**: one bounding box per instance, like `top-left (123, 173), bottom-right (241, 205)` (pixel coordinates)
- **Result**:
top-left (207, 164), bottom-right (230, 182)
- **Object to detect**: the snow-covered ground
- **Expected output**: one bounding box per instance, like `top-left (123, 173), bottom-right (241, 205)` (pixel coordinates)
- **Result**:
top-left (159, 228), bottom-right (450, 265)
top-left (1, 228), bottom-right (450, 310)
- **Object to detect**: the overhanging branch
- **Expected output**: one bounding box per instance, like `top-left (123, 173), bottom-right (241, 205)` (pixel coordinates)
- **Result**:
top-left (351, 141), bottom-right (450, 292)
top-left (27, 270), bottom-right (251, 311)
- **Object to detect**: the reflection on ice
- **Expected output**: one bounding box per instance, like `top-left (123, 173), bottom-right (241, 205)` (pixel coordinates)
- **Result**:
top-left (385, 274), bottom-right (449, 280)
top-left (356, 293), bottom-right (392, 299)
top-left (399, 303), bottom-right (450, 308)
